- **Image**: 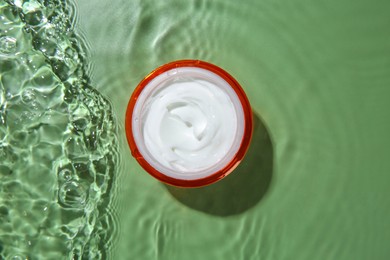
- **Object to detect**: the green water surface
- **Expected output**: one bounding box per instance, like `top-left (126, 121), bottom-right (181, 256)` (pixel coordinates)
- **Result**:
top-left (1, 0), bottom-right (390, 259)
top-left (0, 0), bottom-right (118, 258)
top-left (76, 0), bottom-right (390, 259)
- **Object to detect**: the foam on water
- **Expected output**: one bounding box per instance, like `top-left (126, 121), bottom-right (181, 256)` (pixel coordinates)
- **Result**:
top-left (0, 0), bottom-right (118, 258)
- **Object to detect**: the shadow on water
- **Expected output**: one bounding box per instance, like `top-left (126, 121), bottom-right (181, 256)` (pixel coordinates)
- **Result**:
top-left (164, 113), bottom-right (273, 217)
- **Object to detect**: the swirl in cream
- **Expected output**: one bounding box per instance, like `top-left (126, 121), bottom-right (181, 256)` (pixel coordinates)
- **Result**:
top-left (132, 67), bottom-right (245, 180)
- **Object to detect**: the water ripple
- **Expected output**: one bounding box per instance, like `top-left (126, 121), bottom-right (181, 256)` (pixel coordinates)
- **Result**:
top-left (75, 0), bottom-right (390, 259)
top-left (0, 0), bottom-right (119, 259)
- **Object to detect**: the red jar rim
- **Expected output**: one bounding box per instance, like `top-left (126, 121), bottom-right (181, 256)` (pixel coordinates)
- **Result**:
top-left (125, 60), bottom-right (253, 188)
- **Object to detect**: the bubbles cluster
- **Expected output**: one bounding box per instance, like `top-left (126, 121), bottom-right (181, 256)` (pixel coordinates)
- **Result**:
top-left (0, 0), bottom-right (118, 259)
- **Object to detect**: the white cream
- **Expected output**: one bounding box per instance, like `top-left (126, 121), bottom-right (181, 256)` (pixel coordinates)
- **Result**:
top-left (132, 67), bottom-right (245, 180)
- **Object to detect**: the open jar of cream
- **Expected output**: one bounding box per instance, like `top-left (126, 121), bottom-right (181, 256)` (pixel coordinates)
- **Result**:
top-left (125, 60), bottom-right (252, 187)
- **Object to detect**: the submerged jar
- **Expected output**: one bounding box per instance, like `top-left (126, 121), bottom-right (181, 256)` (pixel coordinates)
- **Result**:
top-left (125, 60), bottom-right (252, 187)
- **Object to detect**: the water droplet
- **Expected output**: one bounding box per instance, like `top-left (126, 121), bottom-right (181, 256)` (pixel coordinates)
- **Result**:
top-left (0, 36), bottom-right (17, 54)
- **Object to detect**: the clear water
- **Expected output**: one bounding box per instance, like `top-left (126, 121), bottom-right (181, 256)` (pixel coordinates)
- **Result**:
top-left (0, 0), bottom-right (118, 258)
top-left (2, 0), bottom-right (390, 259)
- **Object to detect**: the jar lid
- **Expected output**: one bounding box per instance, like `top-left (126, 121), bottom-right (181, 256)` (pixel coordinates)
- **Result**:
top-left (125, 60), bottom-right (253, 187)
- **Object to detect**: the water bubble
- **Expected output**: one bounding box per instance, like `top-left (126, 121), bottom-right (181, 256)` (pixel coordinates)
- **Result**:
top-left (42, 23), bottom-right (56, 38)
top-left (51, 59), bottom-right (72, 81)
top-left (93, 158), bottom-right (107, 175)
top-left (21, 88), bottom-right (35, 104)
top-left (58, 168), bottom-right (73, 182)
top-left (84, 129), bottom-right (98, 151)
top-left (22, 0), bottom-right (46, 26)
top-left (1, 4), bottom-right (20, 23)
top-left (10, 130), bottom-right (30, 147)
top-left (0, 36), bottom-right (17, 54)
top-left (23, 53), bottom-right (46, 73)
top-left (11, 254), bottom-right (27, 260)
top-left (32, 37), bottom-right (57, 56)
top-left (0, 58), bottom-right (18, 74)
top-left (32, 67), bottom-right (57, 88)
top-left (58, 181), bottom-right (87, 209)
top-left (65, 46), bottom-right (77, 59)
top-left (72, 118), bottom-right (88, 131)
top-left (71, 103), bottom-right (90, 121)
top-left (1, 70), bottom-right (25, 96)
top-left (65, 137), bottom-right (87, 160)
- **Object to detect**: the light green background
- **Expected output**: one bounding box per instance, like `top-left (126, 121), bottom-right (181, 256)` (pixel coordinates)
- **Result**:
top-left (76, 0), bottom-right (390, 259)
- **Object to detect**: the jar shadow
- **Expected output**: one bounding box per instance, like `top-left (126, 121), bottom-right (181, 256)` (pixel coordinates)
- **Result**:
top-left (164, 112), bottom-right (273, 217)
